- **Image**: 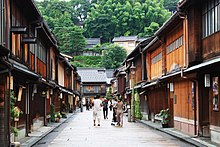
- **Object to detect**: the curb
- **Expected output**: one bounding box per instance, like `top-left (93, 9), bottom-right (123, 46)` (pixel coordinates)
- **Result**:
top-left (137, 120), bottom-right (208, 147)
top-left (21, 110), bottom-right (79, 147)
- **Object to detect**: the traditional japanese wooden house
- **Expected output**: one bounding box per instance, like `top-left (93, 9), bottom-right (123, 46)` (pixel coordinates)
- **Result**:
top-left (142, 36), bottom-right (168, 122)
top-left (113, 66), bottom-right (126, 99)
top-left (77, 68), bottom-right (107, 103)
top-left (58, 54), bottom-right (74, 113)
top-left (119, 38), bottom-right (153, 119)
top-left (178, 0), bottom-right (220, 144)
top-left (0, 0), bottom-right (71, 144)
top-left (153, 12), bottom-right (196, 135)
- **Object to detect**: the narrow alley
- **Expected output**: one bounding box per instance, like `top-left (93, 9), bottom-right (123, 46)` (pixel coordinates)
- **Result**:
top-left (31, 109), bottom-right (194, 147)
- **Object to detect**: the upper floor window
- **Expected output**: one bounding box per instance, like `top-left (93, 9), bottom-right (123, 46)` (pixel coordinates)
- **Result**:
top-left (118, 43), bottom-right (124, 47)
top-left (94, 86), bottom-right (99, 93)
top-left (166, 36), bottom-right (183, 54)
top-left (128, 42), bottom-right (135, 47)
top-left (0, 1), bottom-right (4, 45)
top-left (202, 0), bottom-right (220, 38)
top-left (151, 52), bottom-right (162, 64)
top-left (12, 33), bottom-right (21, 58)
top-left (30, 44), bottom-right (35, 54)
top-left (37, 43), bottom-right (46, 63)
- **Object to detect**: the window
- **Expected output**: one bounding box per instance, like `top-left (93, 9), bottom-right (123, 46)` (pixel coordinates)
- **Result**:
top-left (0, 0), bottom-right (4, 45)
top-left (24, 44), bottom-right (28, 63)
top-left (12, 33), bottom-right (21, 58)
top-left (118, 43), bottom-right (124, 47)
top-left (151, 52), bottom-right (162, 64)
top-left (166, 36), bottom-right (183, 54)
top-left (94, 86), bottom-right (98, 93)
top-left (37, 43), bottom-right (46, 63)
top-left (202, 0), bottom-right (220, 38)
top-left (30, 44), bottom-right (35, 53)
top-left (128, 42), bottom-right (135, 47)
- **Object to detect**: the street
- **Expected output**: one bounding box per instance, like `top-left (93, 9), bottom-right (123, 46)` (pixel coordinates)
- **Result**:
top-left (33, 109), bottom-right (195, 147)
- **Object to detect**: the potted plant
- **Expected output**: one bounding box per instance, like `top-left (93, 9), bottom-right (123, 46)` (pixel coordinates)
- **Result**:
top-left (61, 112), bottom-right (67, 118)
top-left (13, 106), bottom-right (23, 121)
top-left (55, 112), bottom-right (62, 122)
top-left (155, 108), bottom-right (170, 128)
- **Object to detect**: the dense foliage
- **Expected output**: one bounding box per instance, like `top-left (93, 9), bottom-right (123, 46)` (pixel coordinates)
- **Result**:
top-left (35, 0), bottom-right (179, 67)
top-left (36, 0), bottom-right (87, 54)
top-left (72, 43), bottom-right (127, 69)
top-left (101, 44), bottom-right (127, 69)
top-left (84, 0), bottom-right (171, 42)
top-left (72, 56), bottom-right (102, 67)
top-left (36, 0), bottom-right (178, 43)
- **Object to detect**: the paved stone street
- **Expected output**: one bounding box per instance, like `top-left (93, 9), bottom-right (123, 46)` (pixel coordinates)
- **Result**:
top-left (33, 109), bottom-right (194, 147)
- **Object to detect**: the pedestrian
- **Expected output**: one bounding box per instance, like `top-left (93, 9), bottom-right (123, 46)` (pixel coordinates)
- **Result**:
top-left (102, 98), bottom-right (108, 119)
top-left (111, 106), bottom-right (117, 126)
top-left (116, 97), bottom-right (124, 127)
top-left (86, 98), bottom-right (90, 110)
top-left (109, 99), bottom-right (113, 111)
top-left (93, 95), bottom-right (102, 126)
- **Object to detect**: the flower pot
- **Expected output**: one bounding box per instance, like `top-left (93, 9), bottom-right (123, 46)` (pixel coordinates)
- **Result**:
top-left (162, 123), bottom-right (168, 128)
top-left (55, 118), bottom-right (60, 123)
top-left (14, 117), bottom-right (19, 122)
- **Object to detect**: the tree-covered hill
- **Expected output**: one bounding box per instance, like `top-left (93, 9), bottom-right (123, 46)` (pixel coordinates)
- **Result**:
top-left (35, 0), bottom-right (179, 68)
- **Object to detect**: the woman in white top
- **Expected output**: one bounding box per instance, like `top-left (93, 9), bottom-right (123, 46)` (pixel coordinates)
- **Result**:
top-left (93, 95), bottom-right (102, 126)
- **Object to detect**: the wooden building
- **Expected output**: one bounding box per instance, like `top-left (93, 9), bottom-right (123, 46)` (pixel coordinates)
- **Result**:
top-left (77, 68), bottom-right (107, 103)
top-left (0, 0), bottom-right (78, 145)
top-left (114, 0), bottom-right (220, 144)
top-left (58, 54), bottom-right (74, 113)
top-left (178, 0), bottom-right (220, 144)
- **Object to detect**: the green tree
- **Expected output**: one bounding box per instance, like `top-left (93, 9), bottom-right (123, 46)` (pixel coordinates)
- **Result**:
top-left (101, 44), bottom-right (127, 69)
top-left (84, 0), bottom-right (171, 42)
top-left (163, 0), bottom-right (179, 12)
top-left (134, 91), bottom-right (142, 119)
top-left (54, 26), bottom-right (86, 55)
top-left (35, 0), bottom-right (87, 55)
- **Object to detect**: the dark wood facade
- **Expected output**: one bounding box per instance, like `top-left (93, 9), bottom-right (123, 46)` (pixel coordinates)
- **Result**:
top-left (113, 0), bottom-right (220, 144)
top-left (0, 0), bottom-right (78, 145)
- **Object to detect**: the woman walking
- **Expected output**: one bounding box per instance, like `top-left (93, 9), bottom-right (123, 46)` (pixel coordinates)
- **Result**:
top-left (116, 97), bottom-right (124, 127)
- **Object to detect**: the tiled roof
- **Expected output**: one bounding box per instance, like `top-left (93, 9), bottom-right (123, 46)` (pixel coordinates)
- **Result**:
top-left (112, 36), bottom-right (138, 42)
top-left (86, 38), bottom-right (101, 45)
top-left (77, 68), bottom-right (107, 83)
top-left (106, 69), bottom-right (114, 78)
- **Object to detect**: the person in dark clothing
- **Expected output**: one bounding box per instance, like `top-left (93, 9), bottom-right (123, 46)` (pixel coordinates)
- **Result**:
top-left (102, 98), bottom-right (108, 119)
top-left (86, 98), bottom-right (90, 110)
top-left (109, 99), bottom-right (113, 111)
top-left (111, 106), bottom-right (117, 126)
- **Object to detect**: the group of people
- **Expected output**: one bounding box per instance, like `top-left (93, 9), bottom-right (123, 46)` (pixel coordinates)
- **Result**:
top-left (92, 95), bottom-right (124, 127)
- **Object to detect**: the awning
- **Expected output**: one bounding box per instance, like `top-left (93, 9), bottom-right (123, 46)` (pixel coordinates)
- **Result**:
top-left (59, 87), bottom-right (73, 95)
top-left (10, 59), bottom-right (39, 79)
top-left (0, 45), bottom-right (10, 57)
top-left (139, 91), bottom-right (146, 95)
top-left (22, 37), bottom-right (37, 44)
top-left (134, 84), bottom-right (141, 89)
top-left (126, 90), bottom-right (132, 94)
top-left (11, 26), bottom-right (27, 34)
top-left (142, 81), bottom-right (158, 88)
top-left (160, 71), bottom-right (181, 80)
top-left (184, 58), bottom-right (220, 73)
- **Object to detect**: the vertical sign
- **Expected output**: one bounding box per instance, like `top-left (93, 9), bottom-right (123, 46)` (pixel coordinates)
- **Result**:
top-left (205, 74), bottom-right (210, 87)
top-left (212, 77), bottom-right (219, 111)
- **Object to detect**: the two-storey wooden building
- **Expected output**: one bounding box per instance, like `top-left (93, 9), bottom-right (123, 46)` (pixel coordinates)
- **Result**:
top-left (178, 0), bottom-right (220, 143)
top-left (114, 0), bottom-right (220, 144)
top-left (77, 68), bottom-right (107, 103)
top-left (0, 0), bottom-right (78, 146)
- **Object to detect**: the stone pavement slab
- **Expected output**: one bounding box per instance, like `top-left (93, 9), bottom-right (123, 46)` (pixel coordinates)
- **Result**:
top-left (138, 119), bottom-right (219, 147)
top-left (34, 109), bottom-right (194, 147)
